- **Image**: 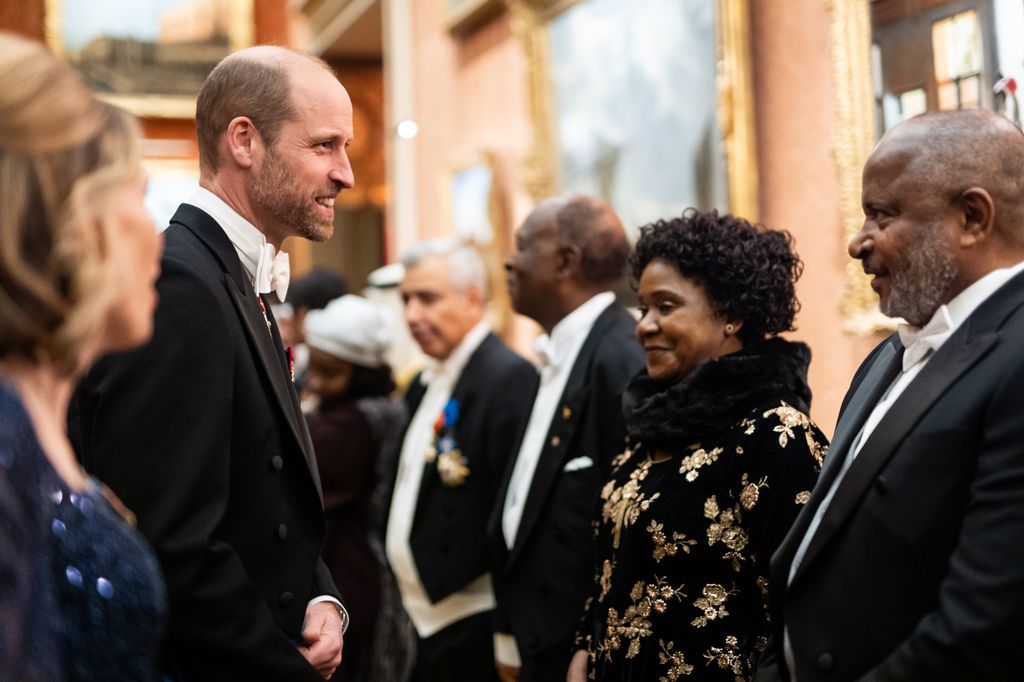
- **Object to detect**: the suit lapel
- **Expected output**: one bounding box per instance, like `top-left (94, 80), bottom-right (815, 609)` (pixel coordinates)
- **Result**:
top-left (774, 339), bottom-right (901, 584)
top-left (412, 336), bottom-right (492, 520)
top-left (174, 205), bottom-right (323, 503)
top-left (795, 331), bottom-right (998, 579)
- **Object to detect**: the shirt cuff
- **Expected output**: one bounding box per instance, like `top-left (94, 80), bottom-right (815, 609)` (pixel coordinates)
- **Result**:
top-left (308, 595), bottom-right (350, 634)
top-left (494, 632), bottom-right (521, 667)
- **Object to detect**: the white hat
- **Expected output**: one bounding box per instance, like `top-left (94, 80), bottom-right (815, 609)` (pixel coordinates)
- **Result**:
top-left (304, 295), bottom-right (393, 368)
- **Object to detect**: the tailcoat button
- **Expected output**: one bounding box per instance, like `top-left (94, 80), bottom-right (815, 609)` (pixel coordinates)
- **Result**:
top-left (270, 455), bottom-right (284, 471)
top-left (277, 523), bottom-right (288, 540)
top-left (816, 652), bottom-right (835, 672)
top-left (279, 591), bottom-right (294, 607)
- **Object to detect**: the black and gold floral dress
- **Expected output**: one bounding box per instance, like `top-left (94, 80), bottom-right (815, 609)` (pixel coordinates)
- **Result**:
top-left (574, 338), bottom-right (827, 681)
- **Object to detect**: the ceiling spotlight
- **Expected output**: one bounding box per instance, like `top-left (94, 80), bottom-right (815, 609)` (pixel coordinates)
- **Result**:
top-left (396, 119), bottom-right (419, 139)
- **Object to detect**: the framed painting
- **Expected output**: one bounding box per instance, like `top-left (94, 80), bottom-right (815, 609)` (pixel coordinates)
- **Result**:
top-left (45, 0), bottom-right (253, 118)
top-left (509, 0), bottom-right (758, 229)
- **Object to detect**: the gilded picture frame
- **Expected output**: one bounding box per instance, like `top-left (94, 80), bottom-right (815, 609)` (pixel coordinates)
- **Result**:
top-left (507, 0), bottom-right (759, 223)
top-left (45, 0), bottom-right (254, 119)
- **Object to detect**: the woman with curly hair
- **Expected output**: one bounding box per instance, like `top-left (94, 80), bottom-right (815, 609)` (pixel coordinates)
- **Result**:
top-left (568, 209), bottom-right (827, 681)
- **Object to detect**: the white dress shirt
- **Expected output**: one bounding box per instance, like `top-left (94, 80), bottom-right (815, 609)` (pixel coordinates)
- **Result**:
top-left (385, 321), bottom-right (495, 637)
top-left (783, 260), bottom-right (1024, 679)
top-left (495, 291), bottom-right (615, 667)
top-left (185, 187), bottom-right (346, 631)
top-left (187, 188), bottom-right (289, 297)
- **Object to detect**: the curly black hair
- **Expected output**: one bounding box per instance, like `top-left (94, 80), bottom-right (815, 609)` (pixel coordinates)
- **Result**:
top-left (631, 208), bottom-right (803, 344)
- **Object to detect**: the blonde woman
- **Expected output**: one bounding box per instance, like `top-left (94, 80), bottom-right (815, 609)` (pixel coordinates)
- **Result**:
top-left (0, 33), bottom-right (165, 680)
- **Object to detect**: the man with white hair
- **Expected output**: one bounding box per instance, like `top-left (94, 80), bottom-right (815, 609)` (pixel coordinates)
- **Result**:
top-left (385, 240), bottom-right (537, 681)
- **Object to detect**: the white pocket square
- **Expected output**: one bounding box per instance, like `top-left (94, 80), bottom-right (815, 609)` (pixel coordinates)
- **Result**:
top-left (563, 455), bottom-right (594, 472)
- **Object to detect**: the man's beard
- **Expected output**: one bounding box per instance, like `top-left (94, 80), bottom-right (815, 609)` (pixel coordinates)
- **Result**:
top-left (250, 150), bottom-right (335, 242)
top-left (882, 228), bottom-right (957, 327)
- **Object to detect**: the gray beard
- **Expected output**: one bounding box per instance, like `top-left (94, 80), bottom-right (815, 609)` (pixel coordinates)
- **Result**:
top-left (881, 231), bottom-right (958, 327)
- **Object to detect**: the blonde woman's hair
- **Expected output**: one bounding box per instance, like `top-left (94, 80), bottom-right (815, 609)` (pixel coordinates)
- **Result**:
top-left (0, 32), bottom-right (143, 375)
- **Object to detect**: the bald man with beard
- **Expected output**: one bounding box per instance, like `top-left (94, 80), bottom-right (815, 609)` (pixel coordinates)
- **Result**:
top-left (756, 110), bottom-right (1024, 681)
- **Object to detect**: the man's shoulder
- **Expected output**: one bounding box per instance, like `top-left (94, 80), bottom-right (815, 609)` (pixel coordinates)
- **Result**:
top-left (472, 332), bottom-right (534, 374)
top-left (578, 304), bottom-right (644, 379)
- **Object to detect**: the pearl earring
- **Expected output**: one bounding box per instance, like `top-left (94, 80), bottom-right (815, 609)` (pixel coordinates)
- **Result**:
top-left (725, 324), bottom-right (735, 335)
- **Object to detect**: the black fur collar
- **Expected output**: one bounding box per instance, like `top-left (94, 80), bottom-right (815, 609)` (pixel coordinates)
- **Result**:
top-left (623, 337), bottom-right (812, 451)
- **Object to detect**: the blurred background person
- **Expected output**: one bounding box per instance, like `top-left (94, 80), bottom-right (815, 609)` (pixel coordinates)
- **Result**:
top-left (303, 294), bottom-right (409, 682)
top-left (568, 210), bottom-right (827, 681)
top-left (490, 194), bottom-right (644, 682)
top-left (0, 32), bottom-right (165, 681)
top-left (282, 267), bottom-right (349, 395)
top-left (386, 239), bottom-right (536, 682)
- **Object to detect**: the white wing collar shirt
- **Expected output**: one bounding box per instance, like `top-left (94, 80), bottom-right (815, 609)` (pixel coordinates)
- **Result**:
top-left (187, 188), bottom-right (290, 300)
top-left (385, 320), bottom-right (493, 637)
top-left (185, 188), bottom-right (349, 628)
top-left (783, 259), bottom-right (1024, 680)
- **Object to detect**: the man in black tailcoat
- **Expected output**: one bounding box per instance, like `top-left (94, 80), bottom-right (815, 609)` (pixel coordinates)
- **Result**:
top-left (490, 195), bottom-right (644, 681)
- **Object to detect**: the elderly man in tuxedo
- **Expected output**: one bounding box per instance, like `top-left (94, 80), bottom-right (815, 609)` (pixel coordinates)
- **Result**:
top-left (385, 239), bottom-right (536, 682)
top-left (488, 195), bottom-right (644, 681)
top-left (758, 110), bottom-right (1024, 681)
top-left (71, 47), bottom-right (352, 681)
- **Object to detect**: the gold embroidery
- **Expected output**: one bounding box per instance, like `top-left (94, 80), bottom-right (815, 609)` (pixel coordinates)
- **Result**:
top-left (647, 520), bottom-right (697, 563)
top-left (599, 559), bottom-right (614, 602)
top-left (756, 575), bottom-right (770, 601)
top-left (679, 446), bottom-right (723, 482)
top-left (602, 457), bottom-right (661, 549)
top-left (690, 583), bottom-right (737, 628)
top-left (739, 473), bottom-right (769, 510)
top-left (795, 490), bottom-right (811, 505)
top-left (704, 635), bottom-right (744, 675)
top-left (601, 578), bottom-right (686, 660)
top-left (658, 640), bottom-right (694, 680)
top-left (704, 495), bottom-right (749, 571)
top-left (806, 431), bottom-right (828, 468)
top-left (612, 445), bottom-right (635, 469)
top-left (740, 417), bottom-right (756, 435)
top-left (735, 445), bottom-right (744, 454)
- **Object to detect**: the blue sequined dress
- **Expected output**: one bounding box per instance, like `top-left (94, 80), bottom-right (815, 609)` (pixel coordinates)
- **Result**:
top-left (0, 382), bottom-right (166, 681)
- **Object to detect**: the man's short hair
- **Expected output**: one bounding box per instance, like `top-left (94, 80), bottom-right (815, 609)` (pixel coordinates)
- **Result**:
top-left (195, 49), bottom-right (333, 171)
top-left (401, 238), bottom-right (490, 301)
top-left (555, 197), bottom-right (630, 285)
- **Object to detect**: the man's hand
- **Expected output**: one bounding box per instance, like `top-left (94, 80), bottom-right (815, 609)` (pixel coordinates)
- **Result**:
top-left (566, 649), bottom-right (588, 682)
top-left (298, 601), bottom-right (344, 679)
top-left (496, 660), bottom-right (520, 682)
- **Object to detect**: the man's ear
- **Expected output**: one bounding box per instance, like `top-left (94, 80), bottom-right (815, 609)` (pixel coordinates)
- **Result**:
top-left (225, 116), bottom-right (260, 169)
top-left (556, 243), bottom-right (582, 279)
top-left (958, 187), bottom-right (995, 247)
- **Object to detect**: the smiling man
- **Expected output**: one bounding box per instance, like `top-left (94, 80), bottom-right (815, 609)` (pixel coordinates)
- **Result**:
top-left (71, 47), bottom-right (353, 681)
top-left (385, 240), bottom-right (536, 682)
top-left (757, 110), bottom-right (1024, 681)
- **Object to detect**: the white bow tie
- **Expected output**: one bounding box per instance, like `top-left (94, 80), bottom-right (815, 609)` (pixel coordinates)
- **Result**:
top-left (254, 244), bottom-right (290, 301)
top-left (897, 307), bottom-right (952, 372)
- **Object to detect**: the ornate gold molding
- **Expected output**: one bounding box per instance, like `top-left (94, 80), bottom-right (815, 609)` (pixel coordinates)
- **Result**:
top-left (831, 0), bottom-right (892, 334)
top-left (508, 0), bottom-right (560, 200)
top-left (717, 0), bottom-right (759, 221)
